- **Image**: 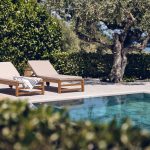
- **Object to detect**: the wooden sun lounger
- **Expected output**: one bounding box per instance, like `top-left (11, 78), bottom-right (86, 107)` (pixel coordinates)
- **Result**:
top-left (0, 62), bottom-right (44, 96)
top-left (28, 60), bottom-right (84, 93)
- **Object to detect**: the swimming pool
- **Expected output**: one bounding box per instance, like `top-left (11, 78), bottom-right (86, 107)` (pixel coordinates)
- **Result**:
top-left (36, 93), bottom-right (150, 130)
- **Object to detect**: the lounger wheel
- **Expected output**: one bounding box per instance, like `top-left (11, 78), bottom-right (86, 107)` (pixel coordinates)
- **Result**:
top-left (46, 82), bottom-right (50, 86)
top-left (9, 85), bottom-right (13, 88)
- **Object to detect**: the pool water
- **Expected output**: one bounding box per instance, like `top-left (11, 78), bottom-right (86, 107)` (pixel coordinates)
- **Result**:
top-left (36, 93), bottom-right (150, 130)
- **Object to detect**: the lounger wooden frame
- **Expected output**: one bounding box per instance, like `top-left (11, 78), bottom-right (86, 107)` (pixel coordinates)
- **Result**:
top-left (39, 77), bottom-right (84, 94)
top-left (0, 78), bottom-right (44, 97)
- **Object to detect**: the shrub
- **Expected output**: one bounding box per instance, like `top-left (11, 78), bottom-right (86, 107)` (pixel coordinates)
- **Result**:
top-left (0, 0), bottom-right (62, 74)
top-left (59, 21), bottom-right (80, 52)
top-left (0, 100), bottom-right (150, 150)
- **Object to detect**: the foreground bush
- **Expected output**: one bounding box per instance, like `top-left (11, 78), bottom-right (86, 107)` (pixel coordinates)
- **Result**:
top-left (0, 100), bottom-right (150, 150)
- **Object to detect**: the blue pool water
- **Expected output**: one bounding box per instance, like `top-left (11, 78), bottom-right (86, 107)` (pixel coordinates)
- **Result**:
top-left (36, 93), bottom-right (150, 130)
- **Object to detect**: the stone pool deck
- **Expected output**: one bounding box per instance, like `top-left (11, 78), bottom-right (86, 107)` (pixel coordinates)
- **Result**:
top-left (0, 79), bottom-right (150, 103)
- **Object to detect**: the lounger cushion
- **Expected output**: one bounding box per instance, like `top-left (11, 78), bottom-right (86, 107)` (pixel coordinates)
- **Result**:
top-left (28, 60), bottom-right (58, 76)
top-left (39, 74), bottom-right (82, 81)
top-left (28, 60), bottom-right (82, 80)
top-left (0, 62), bottom-right (20, 79)
top-left (0, 78), bottom-right (19, 86)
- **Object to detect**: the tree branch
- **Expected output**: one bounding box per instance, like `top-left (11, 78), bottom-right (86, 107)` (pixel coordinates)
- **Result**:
top-left (125, 35), bottom-right (150, 52)
top-left (121, 11), bottom-right (136, 43)
top-left (76, 31), bottom-right (113, 49)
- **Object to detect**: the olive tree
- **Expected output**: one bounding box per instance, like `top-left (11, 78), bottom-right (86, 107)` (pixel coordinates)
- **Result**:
top-left (45, 0), bottom-right (150, 82)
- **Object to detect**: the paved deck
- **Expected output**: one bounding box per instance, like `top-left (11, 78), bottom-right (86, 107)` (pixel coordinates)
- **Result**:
top-left (0, 79), bottom-right (150, 103)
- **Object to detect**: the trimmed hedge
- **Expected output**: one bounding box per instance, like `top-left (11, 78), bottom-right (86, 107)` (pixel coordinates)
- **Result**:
top-left (125, 53), bottom-right (150, 79)
top-left (50, 51), bottom-right (150, 79)
top-left (0, 100), bottom-right (150, 150)
top-left (50, 51), bottom-right (113, 78)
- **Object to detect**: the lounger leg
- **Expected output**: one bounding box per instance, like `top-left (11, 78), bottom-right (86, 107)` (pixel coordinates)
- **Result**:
top-left (58, 81), bottom-right (61, 94)
top-left (81, 80), bottom-right (84, 92)
top-left (41, 82), bottom-right (45, 95)
top-left (16, 85), bottom-right (19, 97)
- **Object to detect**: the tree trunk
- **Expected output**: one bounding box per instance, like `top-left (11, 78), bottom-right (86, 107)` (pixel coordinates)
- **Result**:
top-left (109, 34), bottom-right (127, 83)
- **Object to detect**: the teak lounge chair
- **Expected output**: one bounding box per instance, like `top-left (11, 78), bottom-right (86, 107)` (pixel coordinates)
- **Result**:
top-left (28, 60), bottom-right (84, 93)
top-left (0, 62), bottom-right (44, 96)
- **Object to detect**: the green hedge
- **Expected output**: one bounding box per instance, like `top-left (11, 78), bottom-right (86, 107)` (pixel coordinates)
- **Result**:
top-left (50, 51), bottom-right (113, 78)
top-left (125, 53), bottom-right (150, 79)
top-left (50, 51), bottom-right (150, 79)
top-left (0, 100), bottom-right (150, 150)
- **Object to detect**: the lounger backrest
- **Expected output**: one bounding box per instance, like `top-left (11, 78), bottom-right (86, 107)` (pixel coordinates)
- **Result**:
top-left (28, 60), bottom-right (58, 76)
top-left (0, 62), bottom-right (20, 79)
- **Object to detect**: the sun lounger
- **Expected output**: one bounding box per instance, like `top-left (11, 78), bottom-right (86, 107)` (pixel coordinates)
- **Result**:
top-left (28, 60), bottom-right (84, 93)
top-left (0, 62), bottom-right (44, 96)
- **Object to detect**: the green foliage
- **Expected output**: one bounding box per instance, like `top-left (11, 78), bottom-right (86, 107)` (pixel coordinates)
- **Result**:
top-left (0, 100), bottom-right (150, 150)
top-left (125, 53), bottom-right (150, 79)
top-left (45, 0), bottom-right (150, 41)
top-left (50, 51), bottom-right (150, 79)
top-left (50, 51), bottom-right (112, 78)
top-left (0, 0), bottom-right (62, 74)
top-left (59, 21), bottom-right (80, 52)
